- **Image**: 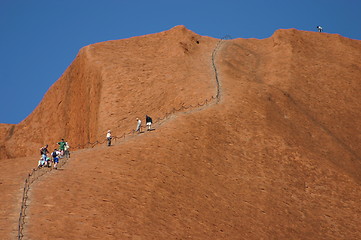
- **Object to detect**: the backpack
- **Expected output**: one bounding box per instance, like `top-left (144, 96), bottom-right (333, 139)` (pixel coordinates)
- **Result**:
top-left (52, 151), bottom-right (57, 158)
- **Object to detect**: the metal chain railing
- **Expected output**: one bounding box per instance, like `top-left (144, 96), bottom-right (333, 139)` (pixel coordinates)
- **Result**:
top-left (71, 96), bottom-right (218, 150)
top-left (71, 35), bottom-right (231, 150)
top-left (17, 35), bottom-right (230, 240)
top-left (17, 155), bottom-right (69, 239)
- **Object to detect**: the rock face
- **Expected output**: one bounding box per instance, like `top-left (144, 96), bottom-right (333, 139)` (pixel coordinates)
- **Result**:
top-left (0, 25), bottom-right (218, 158)
top-left (1, 26), bottom-right (361, 239)
top-left (0, 124), bottom-right (15, 159)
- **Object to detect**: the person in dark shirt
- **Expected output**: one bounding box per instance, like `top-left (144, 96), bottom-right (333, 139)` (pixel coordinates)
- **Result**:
top-left (40, 144), bottom-right (49, 163)
top-left (52, 149), bottom-right (60, 169)
top-left (146, 115), bottom-right (153, 131)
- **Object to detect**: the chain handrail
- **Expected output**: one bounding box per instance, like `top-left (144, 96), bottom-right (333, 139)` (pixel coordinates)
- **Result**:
top-left (17, 154), bottom-right (70, 239)
top-left (17, 35), bottom-right (230, 239)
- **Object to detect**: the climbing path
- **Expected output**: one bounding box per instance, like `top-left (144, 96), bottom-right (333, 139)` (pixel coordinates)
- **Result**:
top-left (16, 35), bottom-right (230, 240)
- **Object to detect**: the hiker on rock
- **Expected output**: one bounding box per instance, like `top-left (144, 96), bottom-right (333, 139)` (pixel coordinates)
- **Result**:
top-left (52, 149), bottom-right (60, 169)
top-left (57, 139), bottom-right (66, 156)
top-left (146, 115), bottom-right (153, 131)
top-left (64, 141), bottom-right (70, 158)
top-left (40, 145), bottom-right (49, 163)
top-left (317, 26), bottom-right (323, 32)
top-left (106, 130), bottom-right (112, 146)
top-left (38, 157), bottom-right (45, 168)
top-left (135, 118), bottom-right (142, 133)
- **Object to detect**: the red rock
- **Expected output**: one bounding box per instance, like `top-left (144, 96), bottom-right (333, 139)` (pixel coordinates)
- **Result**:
top-left (1, 26), bottom-right (361, 239)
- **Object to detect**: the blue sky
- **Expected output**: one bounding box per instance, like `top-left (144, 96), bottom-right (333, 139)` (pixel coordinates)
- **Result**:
top-left (1, 0), bottom-right (360, 124)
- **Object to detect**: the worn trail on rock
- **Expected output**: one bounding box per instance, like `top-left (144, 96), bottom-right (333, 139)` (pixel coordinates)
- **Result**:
top-left (17, 37), bottom-right (228, 240)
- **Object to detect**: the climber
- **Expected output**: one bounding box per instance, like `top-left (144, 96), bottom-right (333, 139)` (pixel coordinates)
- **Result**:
top-left (40, 145), bottom-right (49, 163)
top-left (135, 118), bottom-right (142, 133)
top-left (38, 157), bottom-right (45, 168)
top-left (146, 115), bottom-right (153, 131)
top-left (106, 130), bottom-right (112, 146)
top-left (57, 139), bottom-right (66, 156)
top-left (52, 149), bottom-right (60, 169)
top-left (64, 141), bottom-right (70, 158)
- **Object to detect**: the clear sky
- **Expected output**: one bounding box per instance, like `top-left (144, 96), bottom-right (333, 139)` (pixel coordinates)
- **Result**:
top-left (1, 0), bottom-right (360, 124)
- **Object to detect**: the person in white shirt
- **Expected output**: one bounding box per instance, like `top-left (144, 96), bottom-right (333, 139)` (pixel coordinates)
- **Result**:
top-left (135, 118), bottom-right (142, 133)
top-left (106, 130), bottom-right (112, 146)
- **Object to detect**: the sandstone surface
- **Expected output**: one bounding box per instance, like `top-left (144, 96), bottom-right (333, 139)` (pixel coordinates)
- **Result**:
top-left (1, 26), bottom-right (360, 239)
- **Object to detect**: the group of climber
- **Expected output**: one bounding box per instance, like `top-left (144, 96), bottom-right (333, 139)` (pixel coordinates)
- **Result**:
top-left (106, 115), bottom-right (153, 146)
top-left (38, 139), bottom-right (70, 169)
top-left (136, 115), bottom-right (153, 133)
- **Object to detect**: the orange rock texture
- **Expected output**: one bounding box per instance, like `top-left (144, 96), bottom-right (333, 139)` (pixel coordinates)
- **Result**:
top-left (0, 25), bottom-right (217, 159)
top-left (0, 26), bottom-right (361, 239)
